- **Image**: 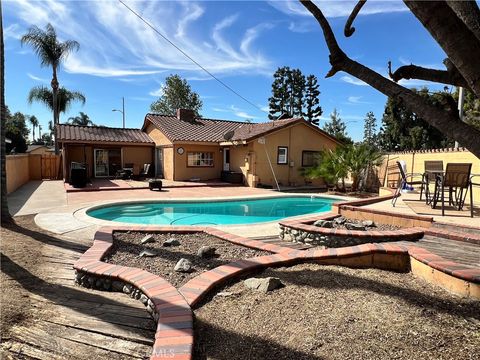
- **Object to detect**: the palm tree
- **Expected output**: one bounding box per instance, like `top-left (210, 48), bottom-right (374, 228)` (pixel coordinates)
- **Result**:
top-left (0, 0), bottom-right (12, 224)
top-left (21, 23), bottom-right (79, 154)
top-left (28, 86), bottom-right (85, 122)
top-left (38, 124), bottom-right (42, 140)
top-left (68, 111), bottom-right (94, 126)
top-left (28, 115), bottom-right (39, 142)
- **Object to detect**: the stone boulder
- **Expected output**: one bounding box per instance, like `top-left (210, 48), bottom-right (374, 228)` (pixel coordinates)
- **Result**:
top-left (244, 277), bottom-right (284, 293)
top-left (362, 220), bottom-right (376, 227)
top-left (313, 220), bottom-right (334, 228)
top-left (197, 246), bottom-right (217, 258)
top-left (344, 222), bottom-right (366, 231)
top-left (174, 258), bottom-right (193, 273)
top-left (141, 235), bottom-right (155, 244)
top-left (163, 238), bottom-right (180, 247)
top-left (139, 249), bottom-right (157, 257)
top-left (334, 216), bottom-right (346, 225)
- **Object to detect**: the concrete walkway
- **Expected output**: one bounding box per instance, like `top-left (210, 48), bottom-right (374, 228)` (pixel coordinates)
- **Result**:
top-left (8, 181), bottom-right (67, 216)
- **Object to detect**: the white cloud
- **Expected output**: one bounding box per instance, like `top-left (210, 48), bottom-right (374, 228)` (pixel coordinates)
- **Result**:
top-left (4, 23), bottom-right (23, 40)
top-left (347, 95), bottom-right (371, 105)
top-left (27, 73), bottom-right (49, 83)
top-left (269, 0), bottom-right (408, 18)
top-left (5, 0), bottom-right (273, 78)
top-left (340, 76), bottom-right (368, 86)
top-left (149, 85), bottom-right (164, 97)
top-left (288, 21), bottom-right (314, 33)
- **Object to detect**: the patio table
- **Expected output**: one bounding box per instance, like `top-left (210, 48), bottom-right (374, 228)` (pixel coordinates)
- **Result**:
top-left (429, 163), bottom-right (474, 217)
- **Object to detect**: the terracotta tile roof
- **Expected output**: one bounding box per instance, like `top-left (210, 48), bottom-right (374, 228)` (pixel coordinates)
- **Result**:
top-left (231, 118), bottom-right (301, 141)
top-left (144, 113), bottom-right (341, 144)
top-left (56, 124), bottom-right (154, 144)
top-left (144, 113), bottom-right (247, 142)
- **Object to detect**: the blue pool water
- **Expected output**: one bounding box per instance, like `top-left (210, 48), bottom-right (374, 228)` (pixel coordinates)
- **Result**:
top-left (87, 196), bottom-right (337, 226)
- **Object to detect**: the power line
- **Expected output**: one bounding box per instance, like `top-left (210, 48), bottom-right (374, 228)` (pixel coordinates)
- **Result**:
top-left (117, 0), bottom-right (267, 114)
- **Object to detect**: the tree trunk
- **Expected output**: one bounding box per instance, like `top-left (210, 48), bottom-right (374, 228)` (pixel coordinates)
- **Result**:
top-left (0, 0), bottom-right (12, 224)
top-left (52, 66), bottom-right (59, 155)
top-left (405, 1), bottom-right (480, 98)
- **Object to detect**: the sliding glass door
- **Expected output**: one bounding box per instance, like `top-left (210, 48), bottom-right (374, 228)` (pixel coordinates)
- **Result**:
top-left (94, 149), bottom-right (122, 177)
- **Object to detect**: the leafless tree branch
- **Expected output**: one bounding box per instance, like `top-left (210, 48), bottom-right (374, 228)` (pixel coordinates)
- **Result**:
top-left (388, 62), bottom-right (471, 90)
top-left (344, 0), bottom-right (367, 37)
top-left (299, 0), bottom-right (480, 157)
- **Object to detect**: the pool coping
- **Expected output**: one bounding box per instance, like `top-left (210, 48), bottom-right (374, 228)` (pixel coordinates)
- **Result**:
top-left (73, 192), bottom-right (349, 228)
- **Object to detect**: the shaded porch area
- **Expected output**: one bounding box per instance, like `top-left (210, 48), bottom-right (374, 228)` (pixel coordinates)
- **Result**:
top-left (64, 178), bottom-right (238, 192)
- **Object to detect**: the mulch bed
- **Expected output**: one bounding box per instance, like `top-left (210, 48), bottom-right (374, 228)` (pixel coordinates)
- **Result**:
top-left (194, 264), bottom-right (480, 360)
top-left (104, 232), bottom-right (271, 287)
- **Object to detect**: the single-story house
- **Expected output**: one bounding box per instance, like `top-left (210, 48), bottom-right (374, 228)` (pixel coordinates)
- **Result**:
top-left (56, 124), bottom-right (155, 182)
top-left (26, 145), bottom-right (55, 155)
top-left (142, 109), bottom-right (340, 188)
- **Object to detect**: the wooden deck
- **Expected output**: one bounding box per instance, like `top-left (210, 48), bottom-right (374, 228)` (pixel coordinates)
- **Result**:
top-left (2, 221), bottom-right (155, 360)
top-left (394, 236), bottom-right (480, 268)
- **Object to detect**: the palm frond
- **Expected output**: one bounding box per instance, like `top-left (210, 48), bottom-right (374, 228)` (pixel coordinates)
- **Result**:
top-left (21, 23), bottom-right (79, 69)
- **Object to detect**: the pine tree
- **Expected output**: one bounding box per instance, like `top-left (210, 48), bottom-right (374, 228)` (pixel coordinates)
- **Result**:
top-left (323, 108), bottom-right (353, 144)
top-left (363, 111), bottom-right (377, 146)
top-left (303, 75), bottom-right (322, 126)
top-left (268, 66), bottom-right (291, 120)
top-left (287, 69), bottom-right (305, 117)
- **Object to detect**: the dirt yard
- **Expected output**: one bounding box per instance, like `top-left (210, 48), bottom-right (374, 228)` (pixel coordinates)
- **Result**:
top-left (105, 231), bottom-right (271, 287)
top-left (194, 264), bottom-right (480, 360)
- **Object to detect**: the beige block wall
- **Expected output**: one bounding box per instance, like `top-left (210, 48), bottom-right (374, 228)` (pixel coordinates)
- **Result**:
top-left (173, 143), bottom-right (222, 181)
top-left (6, 155), bottom-right (30, 194)
top-left (122, 146), bottom-right (153, 175)
top-left (384, 149), bottom-right (480, 205)
top-left (250, 123), bottom-right (338, 187)
top-left (230, 144), bottom-right (254, 186)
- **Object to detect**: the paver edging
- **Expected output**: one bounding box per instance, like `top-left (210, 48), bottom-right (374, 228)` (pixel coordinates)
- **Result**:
top-left (73, 228), bottom-right (194, 360)
top-left (73, 223), bottom-right (480, 358)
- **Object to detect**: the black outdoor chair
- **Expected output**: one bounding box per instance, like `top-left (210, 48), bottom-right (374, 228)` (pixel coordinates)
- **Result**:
top-left (431, 163), bottom-right (474, 217)
top-left (392, 161), bottom-right (424, 207)
top-left (139, 163), bottom-right (151, 179)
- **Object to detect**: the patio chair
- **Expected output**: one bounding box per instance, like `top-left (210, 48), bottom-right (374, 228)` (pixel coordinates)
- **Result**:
top-left (431, 163), bottom-right (473, 217)
top-left (422, 161), bottom-right (443, 203)
top-left (392, 161), bottom-right (424, 207)
top-left (139, 163), bottom-right (151, 179)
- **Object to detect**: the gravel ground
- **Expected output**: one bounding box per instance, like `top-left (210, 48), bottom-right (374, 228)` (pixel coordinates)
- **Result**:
top-left (332, 217), bottom-right (401, 231)
top-left (104, 232), bottom-right (271, 287)
top-left (194, 264), bottom-right (480, 360)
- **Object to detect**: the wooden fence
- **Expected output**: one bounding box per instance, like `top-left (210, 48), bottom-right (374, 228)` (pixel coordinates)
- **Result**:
top-left (6, 153), bottom-right (61, 194)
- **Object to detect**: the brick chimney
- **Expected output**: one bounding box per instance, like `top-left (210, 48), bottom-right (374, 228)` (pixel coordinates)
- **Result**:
top-left (176, 109), bottom-right (195, 123)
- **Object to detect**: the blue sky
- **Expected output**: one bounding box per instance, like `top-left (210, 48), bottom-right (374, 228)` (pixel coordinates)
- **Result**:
top-left (4, 0), bottom-right (448, 141)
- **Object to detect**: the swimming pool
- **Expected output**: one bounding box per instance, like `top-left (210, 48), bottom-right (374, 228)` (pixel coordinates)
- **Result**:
top-left (86, 196), bottom-right (337, 226)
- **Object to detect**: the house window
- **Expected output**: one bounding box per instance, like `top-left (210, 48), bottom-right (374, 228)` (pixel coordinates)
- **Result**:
top-left (277, 147), bottom-right (288, 165)
top-left (302, 151), bottom-right (320, 167)
top-left (187, 152), bottom-right (214, 167)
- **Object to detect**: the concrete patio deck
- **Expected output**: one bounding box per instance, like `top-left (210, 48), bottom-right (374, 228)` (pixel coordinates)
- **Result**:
top-left (364, 191), bottom-right (479, 228)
